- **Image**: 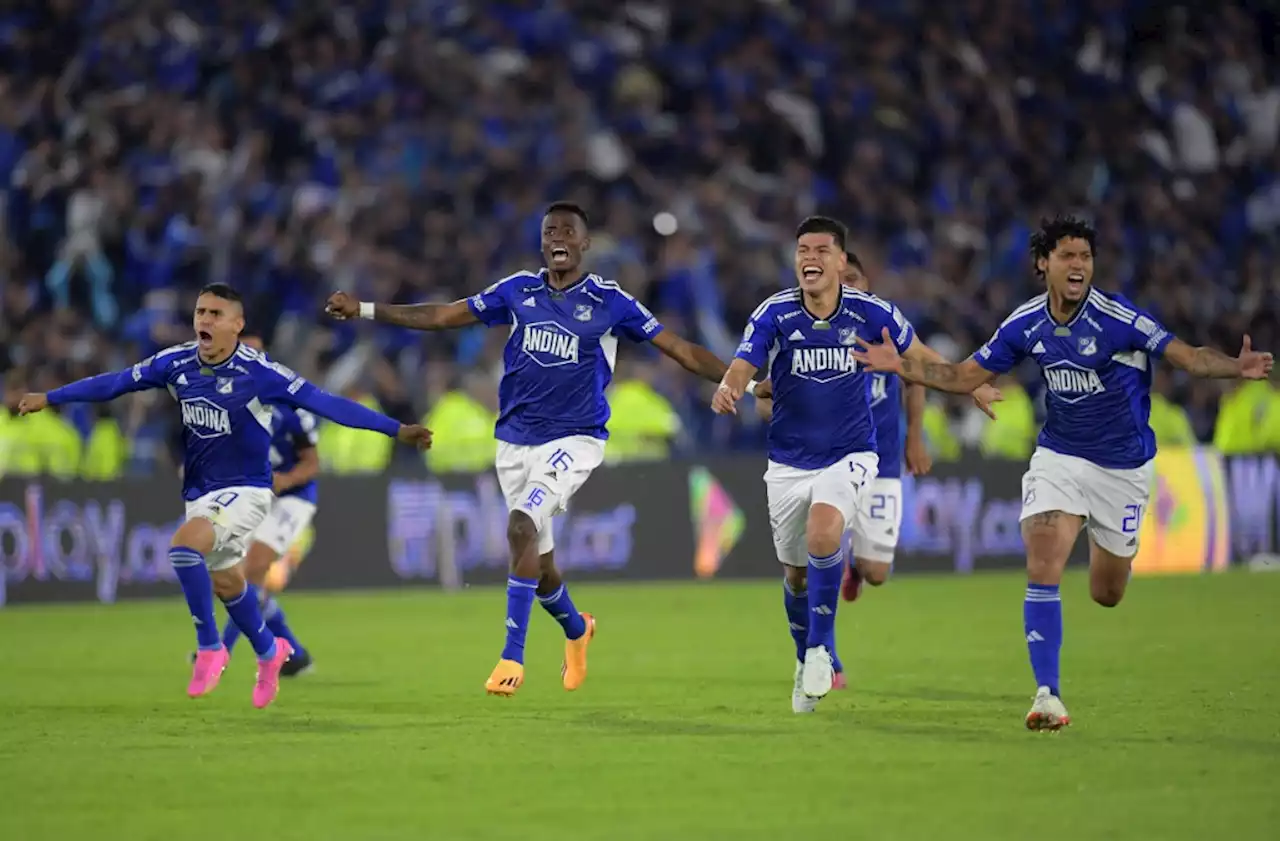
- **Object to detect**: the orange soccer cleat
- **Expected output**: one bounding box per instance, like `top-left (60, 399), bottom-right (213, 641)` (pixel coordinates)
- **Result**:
top-left (560, 613), bottom-right (596, 691)
top-left (485, 659), bottom-right (525, 696)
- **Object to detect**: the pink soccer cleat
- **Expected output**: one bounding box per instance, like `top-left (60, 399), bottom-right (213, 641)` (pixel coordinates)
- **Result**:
top-left (832, 671), bottom-right (848, 690)
top-left (188, 647), bottom-right (230, 698)
top-left (252, 639), bottom-right (294, 709)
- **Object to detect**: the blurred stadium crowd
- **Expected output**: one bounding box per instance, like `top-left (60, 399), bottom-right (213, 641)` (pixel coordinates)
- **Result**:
top-left (2, 0), bottom-right (1279, 480)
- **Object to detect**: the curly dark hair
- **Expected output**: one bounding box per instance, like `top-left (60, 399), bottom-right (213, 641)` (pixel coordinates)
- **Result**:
top-left (1029, 214), bottom-right (1097, 276)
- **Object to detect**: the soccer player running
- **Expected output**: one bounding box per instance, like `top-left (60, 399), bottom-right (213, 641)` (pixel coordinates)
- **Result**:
top-left (852, 215), bottom-right (1274, 730)
top-left (753, 252), bottom-right (999, 691)
top-left (713, 216), bottom-right (1000, 713)
top-left (324, 202), bottom-right (739, 697)
top-left (18, 284), bottom-right (430, 708)
top-left (214, 333), bottom-right (317, 677)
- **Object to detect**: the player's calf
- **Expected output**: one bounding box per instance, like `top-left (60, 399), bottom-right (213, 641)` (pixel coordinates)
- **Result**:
top-left (801, 503), bottom-right (845, 699)
top-left (857, 559), bottom-right (891, 586)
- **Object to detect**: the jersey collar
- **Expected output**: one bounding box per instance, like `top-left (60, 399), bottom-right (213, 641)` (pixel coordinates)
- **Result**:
top-left (1042, 291), bottom-right (1090, 328)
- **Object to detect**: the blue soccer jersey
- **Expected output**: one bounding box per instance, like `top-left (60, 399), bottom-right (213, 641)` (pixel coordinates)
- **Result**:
top-left (737, 287), bottom-right (916, 470)
top-left (48, 341), bottom-right (399, 500)
top-left (467, 269), bottom-right (665, 446)
top-left (869, 372), bottom-right (903, 479)
top-left (269, 405), bottom-right (320, 504)
top-left (973, 288), bottom-right (1174, 469)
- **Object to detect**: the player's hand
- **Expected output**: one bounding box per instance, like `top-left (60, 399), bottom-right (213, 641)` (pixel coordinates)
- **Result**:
top-left (752, 380), bottom-right (772, 399)
top-left (970, 383), bottom-right (1003, 420)
top-left (397, 423), bottom-right (432, 449)
top-left (324, 291), bottom-right (361, 320)
top-left (905, 433), bottom-right (932, 477)
top-left (271, 472), bottom-right (289, 495)
top-left (851, 328), bottom-right (905, 374)
top-left (711, 382), bottom-right (742, 415)
top-left (754, 396), bottom-right (773, 422)
top-left (1237, 335), bottom-right (1274, 380)
top-left (17, 393), bottom-right (48, 416)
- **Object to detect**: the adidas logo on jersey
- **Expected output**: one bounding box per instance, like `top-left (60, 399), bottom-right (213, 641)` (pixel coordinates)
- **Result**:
top-left (789, 330), bottom-right (805, 341)
top-left (791, 346), bottom-right (860, 384)
top-left (180, 398), bottom-right (232, 439)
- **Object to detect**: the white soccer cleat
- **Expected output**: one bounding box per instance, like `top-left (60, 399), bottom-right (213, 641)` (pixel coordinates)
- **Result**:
top-left (1025, 686), bottom-right (1071, 731)
top-left (802, 645), bottom-right (834, 699)
top-left (792, 662), bottom-right (818, 713)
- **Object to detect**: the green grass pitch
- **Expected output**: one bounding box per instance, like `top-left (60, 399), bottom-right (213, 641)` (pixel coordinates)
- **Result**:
top-left (1, 570), bottom-right (1277, 841)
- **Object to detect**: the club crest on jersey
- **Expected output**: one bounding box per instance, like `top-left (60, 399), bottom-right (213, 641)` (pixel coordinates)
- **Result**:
top-left (180, 397), bottom-right (233, 439)
top-left (790, 346), bottom-right (861, 384)
top-left (216, 377), bottom-right (233, 394)
top-left (1043, 360), bottom-right (1106, 404)
top-left (1078, 336), bottom-right (1098, 357)
top-left (521, 321), bottom-right (580, 368)
top-left (573, 304), bottom-right (593, 322)
top-left (838, 326), bottom-right (858, 346)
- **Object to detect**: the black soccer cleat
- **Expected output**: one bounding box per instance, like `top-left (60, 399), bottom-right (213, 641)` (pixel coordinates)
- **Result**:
top-left (280, 648), bottom-right (314, 678)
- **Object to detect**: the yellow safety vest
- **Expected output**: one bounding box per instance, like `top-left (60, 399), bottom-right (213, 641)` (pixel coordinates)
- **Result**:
top-left (317, 395), bottom-right (393, 474)
top-left (980, 384), bottom-right (1036, 460)
top-left (605, 380), bottom-right (679, 463)
top-left (423, 391), bottom-right (496, 474)
top-left (1148, 393), bottom-right (1197, 449)
top-left (1213, 381), bottom-right (1280, 454)
top-left (81, 418), bottom-right (129, 480)
top-left (922, 402), bottom-right (961, 462)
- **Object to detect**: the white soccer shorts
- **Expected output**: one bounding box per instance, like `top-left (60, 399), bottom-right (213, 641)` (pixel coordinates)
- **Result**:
top-left (184, 486), bottom-right (275, 571)
top-left (249, 495), bottom-right (318, 556)
top-left (765, 451), bottom-right (880, 568)
top-left (1020, 447), bottom-right (1154, 558)
top-left (849, 476), bottom-right (903, 565)
top-left (495, 436), bottom-right (606, 554)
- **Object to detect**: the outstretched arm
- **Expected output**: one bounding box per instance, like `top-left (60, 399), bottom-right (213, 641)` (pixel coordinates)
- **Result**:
top-left (256, 362), bottom-right (431, 449)
top-left (1163, 336), bottom-right (1274, 380)
top-left (649, 331), bottom-right (729, 383)
top-left (857, 328), bottom-right (996, 394)
top-left (902, 337), bottom-right (1001, 418)
top-left (44, 357), bottom-right (166, 408)
top-left (326, 292), bottom-right (478, 331)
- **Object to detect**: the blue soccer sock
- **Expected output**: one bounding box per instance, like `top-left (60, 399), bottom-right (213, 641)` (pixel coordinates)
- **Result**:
top-left (805, 550), bottom-right (843, 650)
top-left (501, 575), bottom-right (539, 663)
top-left (170, 547), bottom-right (220, 650)
top-left (782, 579), bottom-right (808, 663)
top-left (830, 645), bottom-right (844, 675)
top-left (537, 583), bottom-right (587, 640)
top-left (1024, 583), bottom-right (1063, 696)
top-left (261, 591), bottom-right (306, 657)
top-left (221, 586), bottom-right (277, 660)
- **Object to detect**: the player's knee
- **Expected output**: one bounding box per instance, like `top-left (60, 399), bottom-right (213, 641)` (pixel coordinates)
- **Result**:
top-left (805, 504), bottom-right (845, 558)
top-left (858, 560), bottom-right (891, 586)
top-left (1021, 517), bottom-right (1072, 584)
top-left (506, 511), bottom-right (539, 553)
top-left (783, 564), bottom-right (808, 593)
top-left (1090, 583), bottom-right (1125, 608)
top-left (209, 566), bottom-right (245, 600)
top-left (172, 518), bottom-right (216, 556)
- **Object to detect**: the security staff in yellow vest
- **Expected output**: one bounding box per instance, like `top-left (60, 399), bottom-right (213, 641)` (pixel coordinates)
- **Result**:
top-left (317, 384), bottom-right (393, 473)
top-left (921, 397), bottom-right (961, 462)
top-left (980, 375), bottom-right (1036, 459)
top-left (0, 399), bottom-right (83, 478)
top-left (1214, 379), bottom-right (1280, 454)
top-left (605, 357), bottom-right (681, 463)
top-left (423, 371), bottom-right (497, 474)
top-left (81, 404), bottom-right (129, 480)
top-left (1148, 368), bottom-right (1198, 449)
